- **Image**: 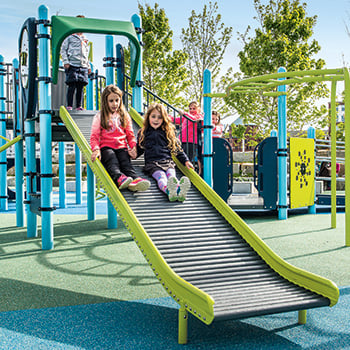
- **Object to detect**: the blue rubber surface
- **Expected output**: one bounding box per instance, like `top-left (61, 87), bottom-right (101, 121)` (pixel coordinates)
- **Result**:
top-left (0, 288), bottom-right (349, 349)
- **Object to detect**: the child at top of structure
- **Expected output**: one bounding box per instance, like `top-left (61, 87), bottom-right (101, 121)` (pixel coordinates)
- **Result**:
top-left (175, 101), bottom-right (203, 159)
top-left (212, 110), bottom-right (224, 138)
top-left (136, 103), bottom-right (194, 202)
top-left (90, 85), bottom-right (150, 192)
top-left (60, 15), bottom-right (91, 111)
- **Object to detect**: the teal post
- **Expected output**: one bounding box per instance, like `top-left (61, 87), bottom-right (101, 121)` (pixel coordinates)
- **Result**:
top-left (75, 143), bottom-right (82, 204)
top-left (277, 67), bottom-right (287, 220)
top-left (59, 142), bottom-right (66, 208)
top-left (25, 119), bottom-right (37, 237)
top-left (38, 5), bottom-right (53, 249)
top-left (0, 55), bottom-right (7, 211)
top-left (131, 14), bottom-right (143, 113)
top-left (105, 35), bottom-right (118, 229)
top-left (344, 68), bottom-right (350, 246)
top-left (87, 63), bottom-right (94, 110)
top-left (203, 69), bottom-right (212, 187)
top-left (13, 59), bottom-right (24, 226)
top-left (116, 44), bottom-right (124, 92)
top-left (307, 126), bottom-right (316, 214)
top-left (87, 63), bottom-right (95, 220)
top-left (95, 69), bottom-right (99, 109)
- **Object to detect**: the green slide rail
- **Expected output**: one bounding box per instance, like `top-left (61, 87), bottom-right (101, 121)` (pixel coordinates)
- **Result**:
top-left (60, 106), bottom-right (338, 342)
top-left (129, 107), bottom-right (339, 307)
top-left (59, 106), bottom-right (215, 324)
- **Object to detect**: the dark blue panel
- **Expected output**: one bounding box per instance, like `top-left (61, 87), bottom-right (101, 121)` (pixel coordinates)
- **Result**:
top-left (254, 137), bottom-right (278, 209)
top-left (213, 138), bottom-right (233, 202)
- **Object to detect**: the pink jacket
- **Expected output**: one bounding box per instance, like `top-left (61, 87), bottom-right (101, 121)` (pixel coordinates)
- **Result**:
top-left (212, 124), bottom-right (224, 138)
top-left (90, 111), bottom-right (136, 151)
top-left (173, 112), bottom-right (203, 144)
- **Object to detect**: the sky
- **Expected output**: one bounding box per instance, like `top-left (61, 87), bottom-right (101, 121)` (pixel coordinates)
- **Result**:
top-left (1, 0), bottom-right (350, 99)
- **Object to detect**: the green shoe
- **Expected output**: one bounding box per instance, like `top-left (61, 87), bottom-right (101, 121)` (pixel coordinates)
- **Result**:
top-left (167, 176), bottom-right (179, 201)
top-left (177, 176), bottom-right (191, 202)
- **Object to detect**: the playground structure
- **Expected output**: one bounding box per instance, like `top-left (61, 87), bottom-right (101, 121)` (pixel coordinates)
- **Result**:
top-left (0, 5), bottom-right (344, 344)
top-left (203, 68), bottom-right (350, 241)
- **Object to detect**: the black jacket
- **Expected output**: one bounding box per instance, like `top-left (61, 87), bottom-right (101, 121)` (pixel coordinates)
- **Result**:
top-left (137, 127), bottom-right (189, 165)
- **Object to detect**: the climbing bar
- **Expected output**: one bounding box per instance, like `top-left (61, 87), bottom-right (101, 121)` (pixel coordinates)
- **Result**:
top-left (0, 135), bottom-right (22, 154)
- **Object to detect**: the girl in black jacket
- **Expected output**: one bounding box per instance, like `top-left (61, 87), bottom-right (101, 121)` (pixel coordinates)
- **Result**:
top-left (136, 103), bottom-right (194, 201)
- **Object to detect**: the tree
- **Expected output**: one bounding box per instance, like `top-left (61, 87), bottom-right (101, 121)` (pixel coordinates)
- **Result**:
top-left (181, 2), bottom-right (233, 105)
top-left (224, 0), bottom-right (329, 132)
top-left (137, 3), bottom-right (190, 107)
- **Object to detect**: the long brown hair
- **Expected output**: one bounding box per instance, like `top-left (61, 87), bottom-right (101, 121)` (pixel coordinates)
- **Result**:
top-left (139, 103), bottom-right (180, 153)
top-left (100, 85), bottom-right (128, 130)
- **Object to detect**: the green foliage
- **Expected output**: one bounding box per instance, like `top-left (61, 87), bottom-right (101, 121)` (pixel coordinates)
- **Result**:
top-left (223, 0), bottom-right (329, 132)
top-left (336, 122), bottom-right (345, 141)
top-left (229, 124), bottom-right (265, 149)
top-left (230, 124), bottom-right (246, 141)
top-left (136, 3), bottom-right (190, 107)
top-left (181, 1), bottom-right (233, 105)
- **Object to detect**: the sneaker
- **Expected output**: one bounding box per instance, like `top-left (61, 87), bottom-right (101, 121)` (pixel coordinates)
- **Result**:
top-left (66, 106), bottom-right (73, 111)
top-left (76, 107), bottom-right (85, 111)
top-left (167, 176), bottom-right (179, 201)
top-left (117, 175), bottom-right (133, 190)
top-left (128, 177), bottom-right (150, 192)
top-left (177, 176), bottom-right (191, 202)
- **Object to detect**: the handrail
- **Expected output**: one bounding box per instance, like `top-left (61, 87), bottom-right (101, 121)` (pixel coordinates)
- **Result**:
top-left (0, 135), bottom-right (22, 154)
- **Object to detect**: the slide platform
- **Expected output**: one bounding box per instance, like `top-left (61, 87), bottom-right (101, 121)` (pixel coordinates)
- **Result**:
top-left (59, 106), bottom-right (339, 342)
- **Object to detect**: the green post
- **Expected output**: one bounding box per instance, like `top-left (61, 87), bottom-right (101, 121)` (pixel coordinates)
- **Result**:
top-left (330, 81), bottom-right (337, 228)
top-left (344, 68), bottom-right (350, 246)
top-left (178, 306), bottom-right (188, 344)
top-left (298, 310), bottom-right (307, 324)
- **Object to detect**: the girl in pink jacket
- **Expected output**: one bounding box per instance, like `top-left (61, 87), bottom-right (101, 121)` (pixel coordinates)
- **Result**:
top-left (90, 85), bottom-right (150, 191)
top-left (173, 101), bottom-right (203, 174)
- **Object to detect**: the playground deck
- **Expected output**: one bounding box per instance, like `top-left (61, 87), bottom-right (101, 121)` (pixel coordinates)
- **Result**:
top-left (0, 197), bottom-right (349, 349)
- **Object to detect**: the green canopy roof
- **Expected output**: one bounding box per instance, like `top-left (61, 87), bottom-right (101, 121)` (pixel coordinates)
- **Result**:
top-left (51, 15), bottom-right (141, 87)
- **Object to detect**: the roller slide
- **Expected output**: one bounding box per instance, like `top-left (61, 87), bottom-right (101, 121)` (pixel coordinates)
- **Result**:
top-left (59, 106), bottom-right (338, 332)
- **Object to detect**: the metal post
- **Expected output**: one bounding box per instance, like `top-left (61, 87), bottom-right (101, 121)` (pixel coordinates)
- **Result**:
top-left (105, 35), bottom-right (117, 229)
top-left (343, 68), bottom-right (350, 246)
top-left (0, 55), bottom-right (7, 211)
top-left (87, 63), bottom-right (95, 220)
top-left (203, 69), bottom-right (212, 187)
top-left (87, 165), bottom-right (95, 220)
top-left (307, 126), bottom-right (316, 215)
top-left (59, 142), bottom-right (66, 208)
top-left (277, 67), bottom-right (288, 220)
top-left (75, 143), bottom-right (82, 204)
top-left (95, 69), bottom-right (99, 109)
top-left (25, 119), bottom-right (37, 237)
top-left (38, 5), bottom-right (53, 249)
top-left (298, 309), bottom-right (307, 324)
top-left (178, 306), bottom-right (188, 344)
top-left (13, 58), bottom-right (24, 226)
top-left (87, 63), bottom-right (94, 110)
top-left (131, 14), bottom-right (143, 113)
top-left (330, 81), bottom-right (337, 228)
top-left (116, 44), bottom-right (125, 95)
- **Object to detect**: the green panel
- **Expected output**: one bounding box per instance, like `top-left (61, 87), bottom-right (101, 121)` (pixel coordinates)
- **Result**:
top-left (59, 106), bottom-right (215, 325)
top-left (51, 16), bottom-right (141, 86)
top-left (130, 107), bottom-right (339, 307)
